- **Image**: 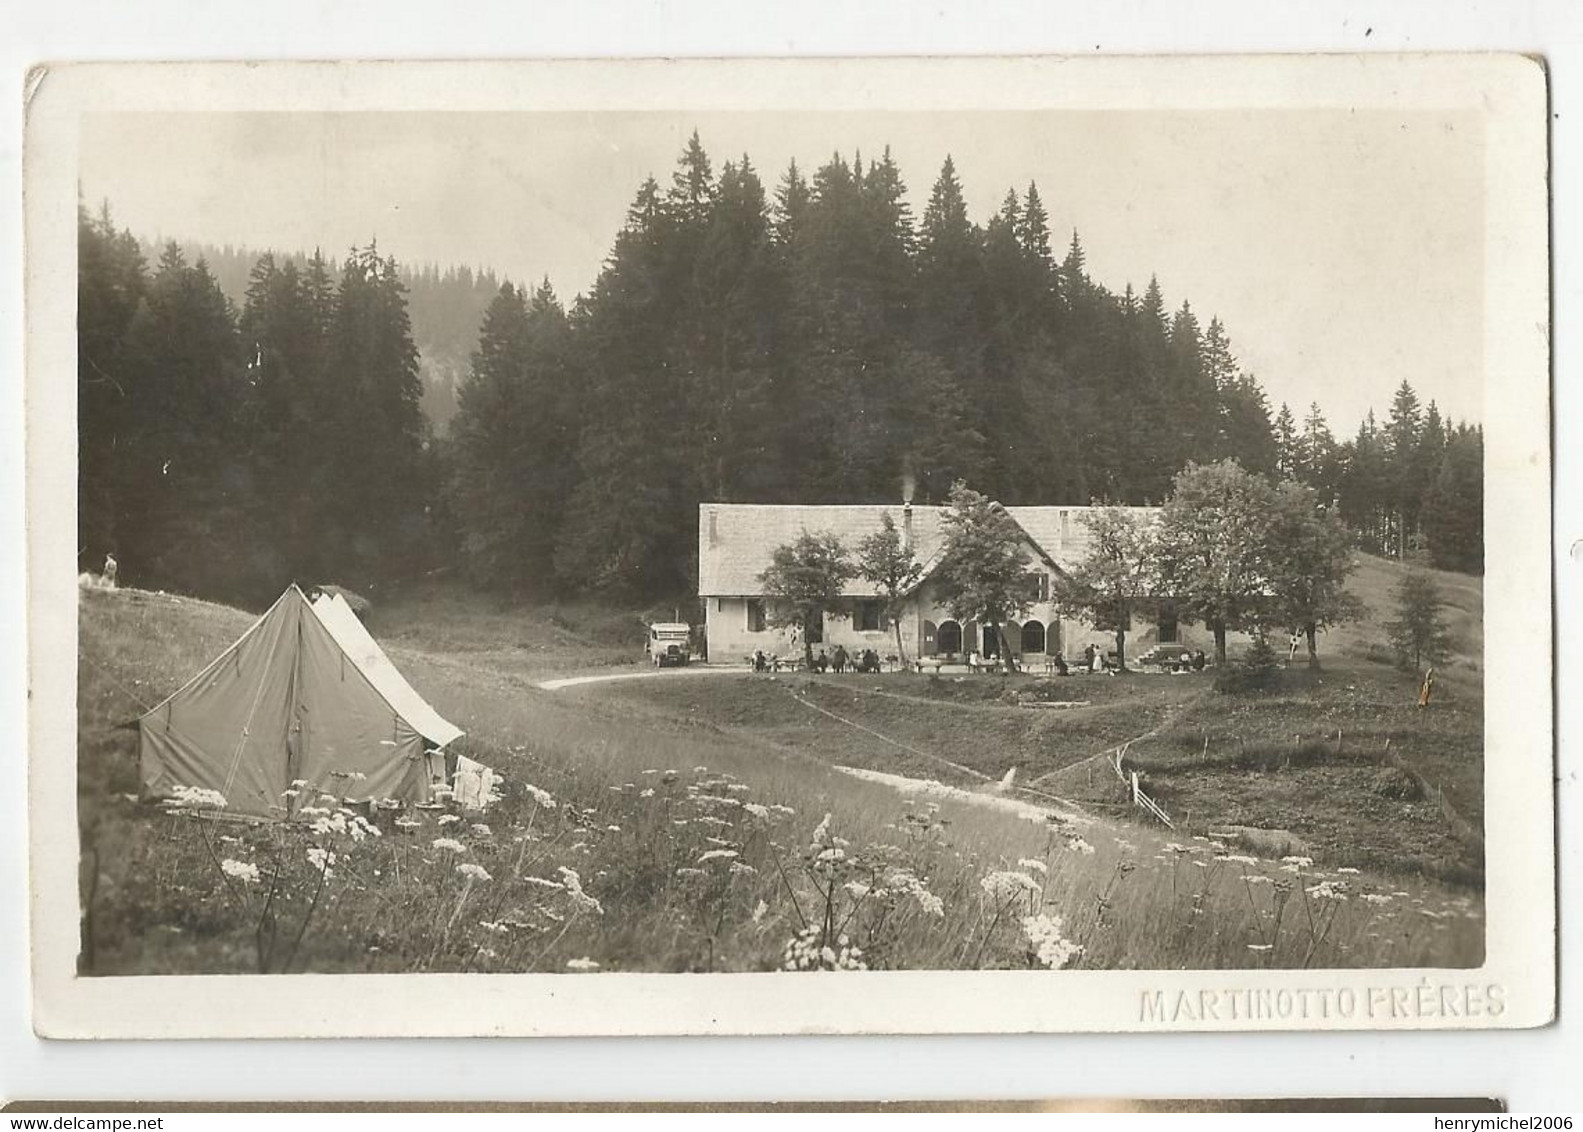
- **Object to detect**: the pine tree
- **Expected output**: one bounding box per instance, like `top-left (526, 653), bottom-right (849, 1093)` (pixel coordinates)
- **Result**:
top-left (1273, 403), bottom-right (1299, 480)
top-left (1388, 568), bottom-right (1452, 671)
top-left (1421, 424), bottom-right (1483, 573)
top-left (78, 203), bottom-right (148, 572)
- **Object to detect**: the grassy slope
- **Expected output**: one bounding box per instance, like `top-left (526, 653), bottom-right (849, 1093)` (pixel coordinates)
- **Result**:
top-left (76, 559), bottom-right (1485, 975)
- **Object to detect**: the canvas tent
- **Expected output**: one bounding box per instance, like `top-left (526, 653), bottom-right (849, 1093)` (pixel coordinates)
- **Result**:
top-left (138, 585), bottom-right (464, 819)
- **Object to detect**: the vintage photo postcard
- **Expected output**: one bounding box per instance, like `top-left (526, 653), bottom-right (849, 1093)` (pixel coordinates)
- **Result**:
top-left (24, 55), bottom-right (1553, 1038)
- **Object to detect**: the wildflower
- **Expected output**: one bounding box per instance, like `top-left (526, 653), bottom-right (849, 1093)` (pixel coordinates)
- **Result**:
top-left (298, 805), bottom-right (331, 818)
top-left (1247, 944), bottom-right (1274, 952)
top-left (672, 820), bottom-right (689, 827)
top-left (566, 957), bottom-right (600, 972)
top-left (557, 866), bottom-right (604, 915)
top-left (742, 802), bottom-right (769, 819)
top-left (640, 789), bottom-right (656, 799)
top-left (675, 867), bottom-right (705, 877)
top-left (882, 869), bottom-right (945, 917)
top-left (1113, 839), bottom-right (1136, 852)
top-left (809, 813), bottom-right (834, 852)
top-left (478, 921), bottom-right (510, 934)
top-left (438, 814), bottom-right (461, 826)
top-left (1336, 866), bottom-right (1360, 874)
top-left (781, 926), bottom-right (866, 971)
top-left (606, 825), bottom-right (622, 833)
top-left (729, 862), bottom-right (757, 877)
top-left (220, 858), bottom-right (260, 884)
top-left (698, 849), bottom-right (740, 863)
top-left (641, 768), bottom-right (659, 775)
top-left (291, 779), bottom-right (308, 788)
top-left (1362, 894), bottom-right (1393, 905)
top-left (769, 804), bottom-right (796, 816)
top-left (1306, 880), bottom-right (1349, 901)
top-left (456, 863), bottom-right (492, 883)
top-left (1280, 855), bottom-right (1314, 868)
top-left (395, 817), bottom-right (421, 829)
top-left (306, 847), bottom-right (336, 877)
top-left (1215, 854), bottom-right (1259, 866)
top-left (471, 823), bottom-right (492, 837)
top-left (1164, 842), bottom-right (1190, 855)
top-left (705, 837), bottom-right (734, 847)
top-left (752, 899), bottom-right (769, 924)
top-left (431, 837), bottom-right (467, 854)
top-left (694, 766), bottom-right (709, 774)
top-left (1241, 874), bottom-right (1274, 886)
top-left (844, 881), bottom-right (872, 899)
top-left (815, 847), bottom-right (846, 865)
top-left (1022, 913), bottom-right (1083, 969)
top-left (523, 784), bottom-right (557, 809)
top-left (1017, 858), bottom-right (1049, 875)
top-left (980, 870), bottom-right (1042, 904)
top-left (1065, 837), bottom-right (1096, 856)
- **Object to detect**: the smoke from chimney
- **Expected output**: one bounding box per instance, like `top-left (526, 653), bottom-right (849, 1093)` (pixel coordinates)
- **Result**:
top-left (901, 472), bottom-right (916, 505)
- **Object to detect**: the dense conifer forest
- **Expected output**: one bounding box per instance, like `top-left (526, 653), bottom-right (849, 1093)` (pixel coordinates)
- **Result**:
top-left (77, 134), bottom-right (1483, 607)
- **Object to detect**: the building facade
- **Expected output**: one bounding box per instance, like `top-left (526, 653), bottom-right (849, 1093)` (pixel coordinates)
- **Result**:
top-left (698, 501), bottom-right (1212, 666)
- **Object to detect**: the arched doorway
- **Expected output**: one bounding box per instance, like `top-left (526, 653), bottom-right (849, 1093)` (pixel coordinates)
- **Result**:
top-left (1021, 620), bottom-right (1046, 656)
top-left (936, 620), bottom-right (962, 656)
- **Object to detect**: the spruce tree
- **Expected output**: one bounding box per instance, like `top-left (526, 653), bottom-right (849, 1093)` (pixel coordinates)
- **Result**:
top-left (1388, 568), bottom-right (1453, 671)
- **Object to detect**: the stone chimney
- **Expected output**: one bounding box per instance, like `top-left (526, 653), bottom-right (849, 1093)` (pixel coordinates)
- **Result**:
top-left (902, 500), bottom-right (914, 552)
top-left (708, 506), bottom-right (720, 549)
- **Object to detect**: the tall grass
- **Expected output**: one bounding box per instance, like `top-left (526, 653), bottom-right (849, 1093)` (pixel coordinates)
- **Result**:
top-left (77, 586), bottom-right (1484, 974)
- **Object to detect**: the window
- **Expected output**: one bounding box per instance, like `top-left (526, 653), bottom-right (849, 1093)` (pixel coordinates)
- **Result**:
top-left (1023, 572), bottom-right (1050, 603)
top-left (856, 600), bottom-right (881, 632)
top-left (746, 599), bottom-right (767, 632)
top-left (937, 620), bottom-right (962, 655)
top-left (1021, 620), bottom-right (1046, 655)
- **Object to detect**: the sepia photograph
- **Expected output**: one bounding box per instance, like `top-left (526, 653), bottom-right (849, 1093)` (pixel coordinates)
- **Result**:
top-left (24, 55), bottom-right (1553, 1037)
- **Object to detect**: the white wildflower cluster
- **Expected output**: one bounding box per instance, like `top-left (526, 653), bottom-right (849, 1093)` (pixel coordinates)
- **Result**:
top-left (1280, 855), bottom-right (1315, 871)
top-left (751, 899), bottom-right (769, 924)
top-left (456, 863), bottom-right (492, 883)
top-left (310, 807), bottom-right (382, 842)
top-left (431, 837), bottom-right (467, 854)
top-left (220, 858), bottom-right (261, 885)
top-left (980, 870), bottom-right (1043, 905)
top-left (565, 957), bottom-right (601, 971)
top-left (698, 848), bottom-right (739, 864)
top-left (781, 926), bottom-right (867, 972)
top-left (166, 785), bottom-right (229, 811)
top-left (1065, 837), bottom-right (1096, 856)
top-left (1306, 880), bottom-right (1349, 902)
top-left (305, 846), bottom-right (336, 877)
top-left (438, 814), bottom-right (461, 826)
top-left (1214, 853), bottom-right (1259, 866)
top-left (1017, 858), bottom-right (1049, 875)
top-left (881, 868), bottom-right (945, 917)
top-left (557, 866), bottom-right (604, 915)
top-left (1022, 913), bottom-right (1083, 970)
top-left (523, 784), bottom-right (557, 809)
top-left (471, 823), bottom-right (492, 837)
top-left (523, 876), bottom-right (564, 890)
top-left (1361, 893), bottom-right (1394, 906)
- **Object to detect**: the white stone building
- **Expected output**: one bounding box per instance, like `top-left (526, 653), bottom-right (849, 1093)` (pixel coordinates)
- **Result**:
top-left (697, 500), bottom-right (1200, 666)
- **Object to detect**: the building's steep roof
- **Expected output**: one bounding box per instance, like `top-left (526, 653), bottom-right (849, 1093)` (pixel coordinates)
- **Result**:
top-left (697, 503), bottom-right (1159, 596)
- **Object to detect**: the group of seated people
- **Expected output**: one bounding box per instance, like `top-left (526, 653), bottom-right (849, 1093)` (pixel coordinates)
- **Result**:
top-left (750, 645), bottom-right (886, 674)
top-left (750, 641), bottom-right (1209, 676)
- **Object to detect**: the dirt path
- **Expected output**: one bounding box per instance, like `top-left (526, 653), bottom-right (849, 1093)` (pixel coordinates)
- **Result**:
top-left (535, 666), bottom-right (752, 691)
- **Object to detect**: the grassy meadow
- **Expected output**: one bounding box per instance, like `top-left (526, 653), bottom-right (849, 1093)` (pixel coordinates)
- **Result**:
top-left (75, 553), bottom-right (1484, 975)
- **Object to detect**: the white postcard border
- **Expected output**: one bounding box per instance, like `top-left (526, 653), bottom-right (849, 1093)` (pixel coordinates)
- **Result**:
top-left (24, 55), bottom-right (1554, 1039)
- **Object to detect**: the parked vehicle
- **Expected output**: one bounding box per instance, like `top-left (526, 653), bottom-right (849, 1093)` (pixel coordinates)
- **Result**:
top-left (646, 622), bottom-right (693, 667)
